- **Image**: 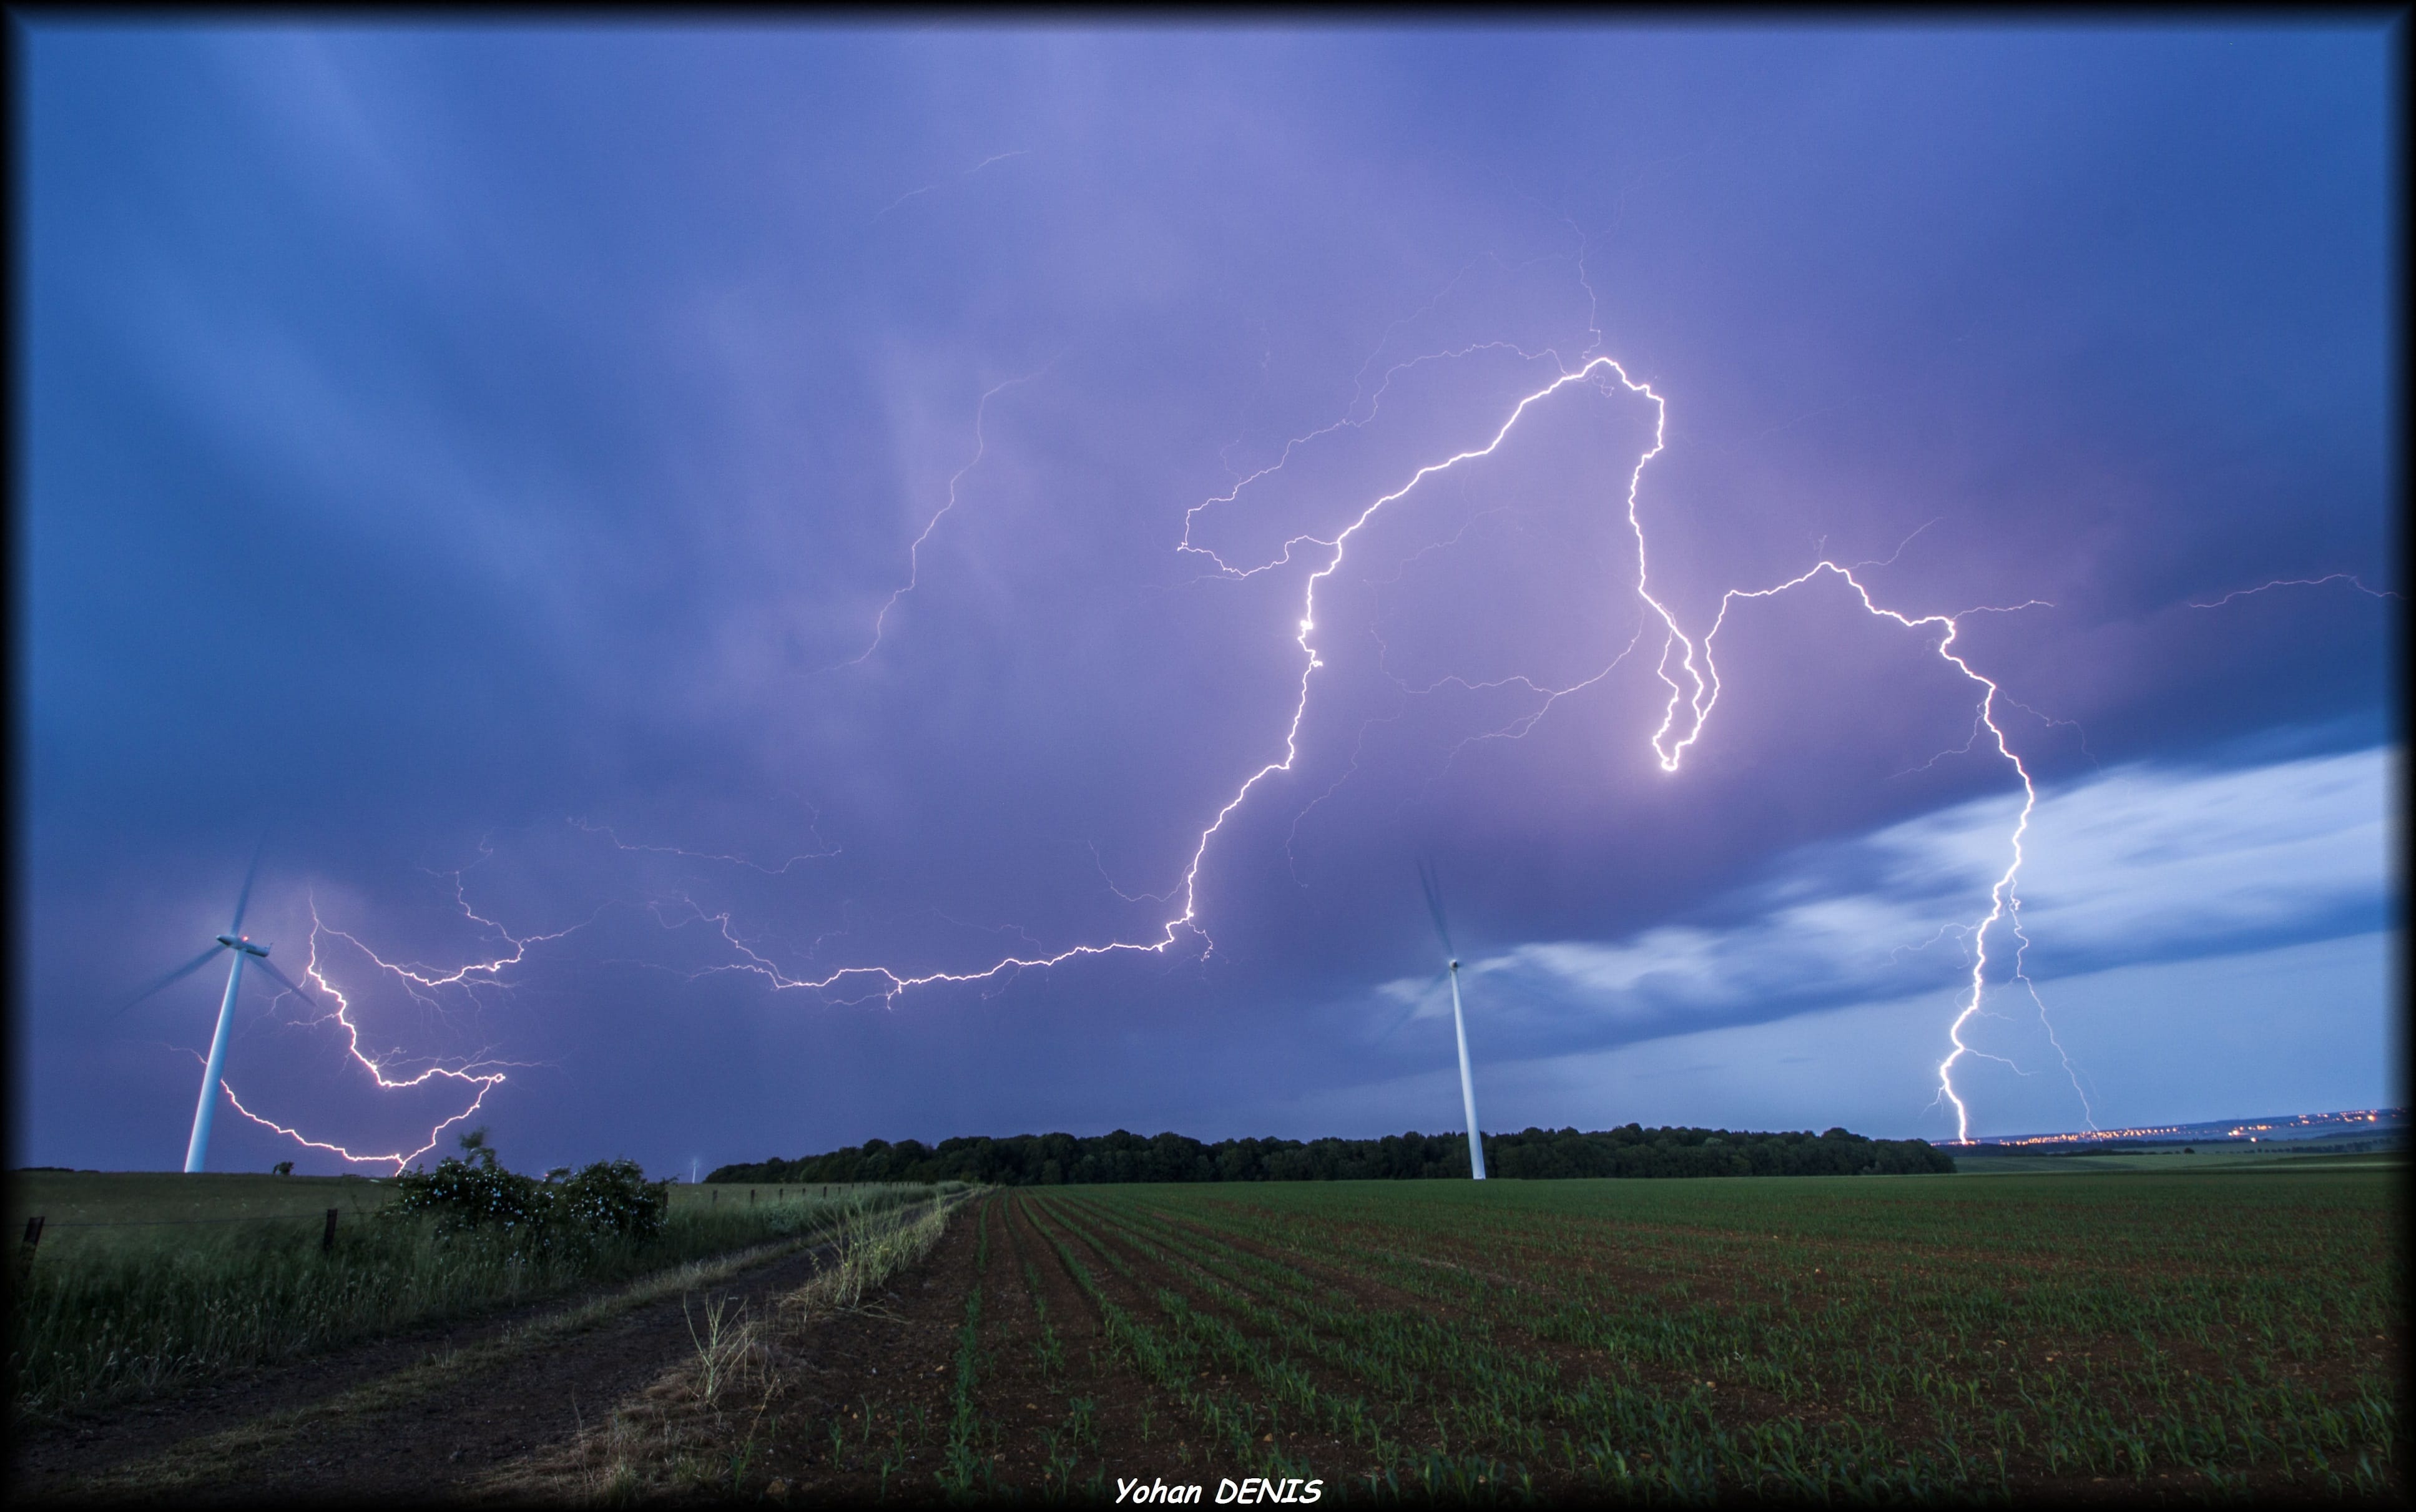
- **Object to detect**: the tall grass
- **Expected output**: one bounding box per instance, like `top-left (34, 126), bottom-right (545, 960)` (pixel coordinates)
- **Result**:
top-left (10, 1182), bottom-right (956, 1417)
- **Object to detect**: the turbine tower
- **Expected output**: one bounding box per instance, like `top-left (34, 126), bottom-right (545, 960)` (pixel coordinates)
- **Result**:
top-left (1418, 861), bottom-right (1486, 1181)
top-left (111, 841), bottom-right (327, 1172)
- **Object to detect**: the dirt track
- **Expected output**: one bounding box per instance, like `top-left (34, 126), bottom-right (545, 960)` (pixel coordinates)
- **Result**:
top-left (13, 1238), bottom-right (835, 1504)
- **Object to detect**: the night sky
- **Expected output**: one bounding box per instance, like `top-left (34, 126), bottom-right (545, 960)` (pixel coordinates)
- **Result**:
top-left (19, 23), bottom-right (2398, 1177)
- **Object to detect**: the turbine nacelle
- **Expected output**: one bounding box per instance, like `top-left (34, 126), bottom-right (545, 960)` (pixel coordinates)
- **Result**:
top-left (107, 838), bottom-right (331, 1172)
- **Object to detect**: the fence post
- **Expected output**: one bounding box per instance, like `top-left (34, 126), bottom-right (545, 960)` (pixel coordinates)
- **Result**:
top-left (750, 1188), bottom-right (757, 1205)
top-left (20, 1215), bottom-right (44, 1275)
top-left (323, 1208), bottom-right (338, 1252)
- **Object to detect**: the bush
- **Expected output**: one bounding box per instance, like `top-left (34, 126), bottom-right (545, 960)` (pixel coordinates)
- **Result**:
top-left (388, 1130), bottom-right (669, 1249)
top-left (389, 1131), bottom-right (551, 1241)
top-left (552, 1158), bottom-right (669, 1240)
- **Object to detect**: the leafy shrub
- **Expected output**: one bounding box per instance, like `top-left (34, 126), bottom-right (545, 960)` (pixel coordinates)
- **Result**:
top-left (552, 1158), bottom-right (669, 1240)
top-left (389, 1130), bottom-right (669, 1248)
top-left (389, 1129), bottom-right (551, 1240)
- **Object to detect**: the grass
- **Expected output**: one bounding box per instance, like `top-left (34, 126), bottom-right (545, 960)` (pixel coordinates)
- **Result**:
top-left (9, 1176), bottom-right (950, 1418)
top-left (9, 1170), bottom-right (398, 1230)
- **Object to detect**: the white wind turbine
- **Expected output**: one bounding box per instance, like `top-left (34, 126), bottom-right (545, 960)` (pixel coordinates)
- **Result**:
top-left (111, 842), bottom-right (329, 1172)
top-left (1418, 860), bottom-right (1487, 1181)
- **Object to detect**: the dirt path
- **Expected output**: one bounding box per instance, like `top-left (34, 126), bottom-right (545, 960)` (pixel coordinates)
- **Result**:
top-left (16, 1237), bottom-right (837, 1504)
top-left (688, 1192), bottom-right (994, 1503)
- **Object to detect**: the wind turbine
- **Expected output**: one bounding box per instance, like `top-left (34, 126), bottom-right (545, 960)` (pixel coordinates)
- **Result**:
top-left (111, 842), bottom-right (328, 1172)
top-left (1417, 860), bottom-right (1486, 1181)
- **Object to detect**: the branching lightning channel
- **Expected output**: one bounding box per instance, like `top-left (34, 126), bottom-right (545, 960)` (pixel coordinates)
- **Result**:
top-left (871, 149), bottom-right (1031, 225)
top-left (2189, 572), bottom-right (2400, 609)
top-left (680, 359), bottom-right (1643, 1006)
top-left (840, 366), bottom-right (1051, 667)
top-left (695, 346), bottom-right (2088, 1141)
top-left (219, 882), bottom-right (575, 1172)
top-left (212, 292), bottom-right (2385, 1152)
top-left (1639, 547), bottom-right (2078, 1139)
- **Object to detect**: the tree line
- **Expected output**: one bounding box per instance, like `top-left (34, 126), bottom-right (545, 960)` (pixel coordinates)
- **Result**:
top-left (706, 1124), bottom-right (1953, 1187)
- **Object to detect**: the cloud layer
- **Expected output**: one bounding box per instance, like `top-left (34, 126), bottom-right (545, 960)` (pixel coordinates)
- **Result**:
top-left (22, 26), bottom-right (2394, 1172)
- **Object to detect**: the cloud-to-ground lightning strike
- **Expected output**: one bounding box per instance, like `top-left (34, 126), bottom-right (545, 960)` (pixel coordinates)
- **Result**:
top-left (1203, 347), bottom-right (2083, 1141)
top-left (730, 331), bottom-right (2113, 1141)
top-left (215, 880), bottom-right (577, 1171)
top-left (1645, 554), bottom-right (2081, 1139)
top-left (298, 306), bottom-right (2383, 1153)
top-left (304, 308), bottom-right (2378, 1147)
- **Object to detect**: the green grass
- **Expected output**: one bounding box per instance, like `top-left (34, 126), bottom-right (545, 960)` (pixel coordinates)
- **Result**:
top-left (1022, 1166), bottom-right (2400, 1500)
top-left (9, 1176), bottom-right (951, 1418)
top-left (9, 1170), bottom-right (398, 1232)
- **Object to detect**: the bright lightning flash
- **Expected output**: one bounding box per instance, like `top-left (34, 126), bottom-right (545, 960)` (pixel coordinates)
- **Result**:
top-left (218, 876), bottom-right (577, 1172)
top-left (318, 307), bottom-right (2377, 1149)
top-left (777, 345), bottom-right (2092, 1143)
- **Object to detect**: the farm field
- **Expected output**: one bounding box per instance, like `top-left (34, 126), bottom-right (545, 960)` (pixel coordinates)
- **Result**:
top-left (602, 1167), bottom-right (2403, 1503)
top-left (15, 1165), bottom-right (2400, 1503)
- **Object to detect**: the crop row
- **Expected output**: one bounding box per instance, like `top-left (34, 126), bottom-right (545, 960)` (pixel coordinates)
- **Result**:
top-left (1021, 1176), bottom-right (2397, 1501)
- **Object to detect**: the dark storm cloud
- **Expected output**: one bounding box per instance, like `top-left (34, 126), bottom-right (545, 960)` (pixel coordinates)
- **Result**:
top-left (22, 24), bottom-right (2394, 1171)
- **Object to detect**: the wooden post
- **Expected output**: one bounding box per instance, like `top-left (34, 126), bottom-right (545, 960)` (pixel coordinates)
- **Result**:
top-left (20, 1215), bottom-right (44, 1275)
top-left (750, 1188), bottom-right (757, 1205)
top-left (322, 1208), bottom-right (339, 1252)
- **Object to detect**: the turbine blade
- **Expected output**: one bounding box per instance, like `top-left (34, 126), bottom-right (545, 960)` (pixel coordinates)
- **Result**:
top-left (251, 956), bottom-right (323, 1008)
top-left (1372, 965), bottom-right (1462, 1046)
top-left (109, 945), bottom-right (230, 1021)
top-left (228, 834), bottom-right (267, 934)
top-left (1417, 859), bottom-right (1454, 957)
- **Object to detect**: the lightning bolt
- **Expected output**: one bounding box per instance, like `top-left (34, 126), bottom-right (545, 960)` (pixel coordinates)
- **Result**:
top-left (2189, 572), bottom-right (2399, 609)
top-left (459, 272), bottom-right (2381, 1142)
top-left (662, 359), bottom-right (1643, 1004)
top-left (870, 148), bottom-right (1031, 224)
top-left (673, 340), bottom-right (2094, 1144)
top-left (216, 877), bottom-right (572, 1172)
top-left (312, 871), bottom-right (597, 1003)
top-left (1639, 550), bottom-right (2076, 1139)
top-left (839, 365), bottom-right (1052, 667)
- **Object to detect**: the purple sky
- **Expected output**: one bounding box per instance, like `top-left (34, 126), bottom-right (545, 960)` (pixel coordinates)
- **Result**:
top-left (20, 23), bottom-right (2399, 1176)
